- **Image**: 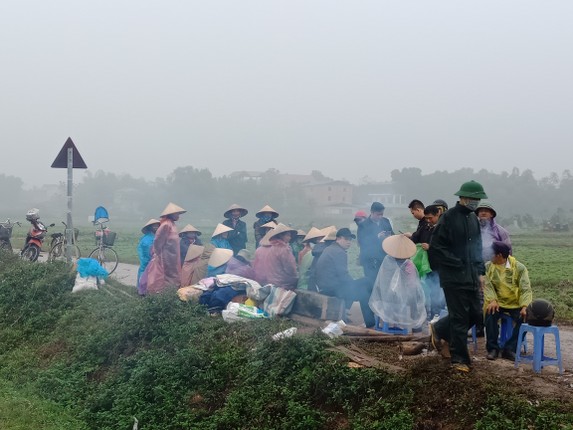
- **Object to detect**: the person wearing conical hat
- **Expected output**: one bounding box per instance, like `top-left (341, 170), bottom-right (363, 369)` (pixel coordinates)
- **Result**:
top-left (143, 203), bottom-right (187, 294)
top-left (179, 224), bottom-right (203, 265)
top-left (225, 248), bottom-right (255, 279)
top-left (306, 226), bottom-right (337, 292)
top-left (290, 229), bottom-right (306, 263)
top-left (297, 227), bottom-right (324, 266)
top-left (180, 244), bottom-right (205, 287)
top-left (252, 223), bottom-right (298, 290)
top-left (190, 244), bottom-right (215, 285)
top-left (137, 218), bottom-right (160, 295)
top-left (253, 205), bottom-right (279, 248)
top-left (369, 234), bottom-right (427, 332)
top-left (210, 223), bottom-right (233, 250)
top-left (207, 248), bottom-right (233, 277)
top-left (222, 204), bottom-right (248, 255)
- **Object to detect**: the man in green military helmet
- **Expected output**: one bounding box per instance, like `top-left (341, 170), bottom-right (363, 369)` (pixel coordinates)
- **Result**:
top-left (428, 180), bottom-right (487, 373)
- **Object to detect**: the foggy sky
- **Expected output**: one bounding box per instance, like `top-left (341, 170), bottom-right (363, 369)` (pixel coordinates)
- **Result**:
top-left (2, 1), bottom-right (572, 187)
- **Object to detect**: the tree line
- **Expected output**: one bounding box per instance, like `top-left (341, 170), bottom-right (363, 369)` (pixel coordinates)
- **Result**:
top-left (1, 166), bottom-right (572, 227)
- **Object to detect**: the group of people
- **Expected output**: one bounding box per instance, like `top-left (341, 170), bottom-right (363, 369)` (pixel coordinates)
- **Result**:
top-left (135, 180), bottom-right (534, 373)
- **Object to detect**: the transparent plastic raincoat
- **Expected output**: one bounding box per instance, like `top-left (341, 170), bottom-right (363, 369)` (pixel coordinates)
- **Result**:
top-left (369, 256), bottom-right (427, 330)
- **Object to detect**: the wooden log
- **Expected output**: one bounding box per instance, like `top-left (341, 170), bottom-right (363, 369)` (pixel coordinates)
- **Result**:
top-left (329, 345), bottom-right (406, 373)
top-left (342, 324), bottom-right (392, 336)
top-left (291, 289), bottom-right (345, 320)
top-left (343, 335), bottom-right (415, 342)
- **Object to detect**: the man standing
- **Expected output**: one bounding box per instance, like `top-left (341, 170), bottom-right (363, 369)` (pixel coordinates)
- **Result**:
top-left (428, 180), bottom-right (487, 372)
top-left (484, 241), bottom-right (532, 361)
top-left (316, 228), bottom-right (375, 328)
top-left (357, 202), bottom-right (394, 281)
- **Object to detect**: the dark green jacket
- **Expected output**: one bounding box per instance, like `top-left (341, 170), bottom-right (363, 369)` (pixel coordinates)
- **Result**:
top-left (428, 202), bottom-right (485, 290)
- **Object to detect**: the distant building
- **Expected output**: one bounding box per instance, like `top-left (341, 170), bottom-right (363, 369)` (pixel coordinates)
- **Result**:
top-left (228, 171), bottom-right (263, 182)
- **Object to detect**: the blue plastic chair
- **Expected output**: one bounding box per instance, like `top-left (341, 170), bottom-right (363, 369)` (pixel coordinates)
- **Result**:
top-left (374, 317), bottom-right (410, 335)
top-left (498, 313), bottom-right (527, 353)
top-left (514, 324), bottom-right (563, 374)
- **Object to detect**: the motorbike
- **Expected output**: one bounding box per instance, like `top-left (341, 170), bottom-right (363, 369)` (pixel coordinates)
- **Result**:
top-left (20, 208), bottom-right (54, 262)
top-left (0, 219), bottom-right (20, 253)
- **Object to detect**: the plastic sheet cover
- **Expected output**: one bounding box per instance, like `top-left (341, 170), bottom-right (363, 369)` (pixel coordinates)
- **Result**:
top-left (369, 256), bottom-right (427, 329)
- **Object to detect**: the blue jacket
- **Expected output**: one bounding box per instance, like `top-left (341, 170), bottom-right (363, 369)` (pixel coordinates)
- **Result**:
top-left (137, 233), bottom-right (155, 286)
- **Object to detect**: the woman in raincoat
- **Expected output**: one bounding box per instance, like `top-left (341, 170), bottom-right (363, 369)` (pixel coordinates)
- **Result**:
top-left (222, 204), bottom-right (248, 255)
top-left (137, 218), bottom-right (160, 295)
top-left (369, 234), bottom-right (427, 331)
top-left (179, 224), bottom-right (202, 265)
top-left (210, 223), bottom-right (233, 250)
top-left (142, 202), bottom-right (186, 294)
top-left (180, 244), bottom-right (205, 287)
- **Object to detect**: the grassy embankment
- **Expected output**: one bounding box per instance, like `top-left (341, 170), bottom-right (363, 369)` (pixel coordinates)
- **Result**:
top-left (1, 245), bottom-right (573, 429)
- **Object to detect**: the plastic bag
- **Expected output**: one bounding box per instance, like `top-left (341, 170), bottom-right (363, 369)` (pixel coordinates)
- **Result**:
top-left (177, 285), bottom-right (204, 302)
top-left (263, 285), bottom-right (297, 317)
top-left (369, 257), bottom-right (427, 330)
top-left (76, 258), bottom-right (109, 278)
top-left (272, 327), bottom-right (297, 340)
top-left (72, 273), bottom-right (98, 292)
top-left (322, 320), bottom-right (346, 338)
top-left (411, 245), bottom-right (431, 278)
top-left (222, 302), bottom-right (268, 323)
top-left (246, 281), bottom-right (271, 301)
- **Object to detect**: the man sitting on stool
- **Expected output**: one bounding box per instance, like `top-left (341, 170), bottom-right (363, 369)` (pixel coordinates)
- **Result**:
top-left (484, 241), bottom-right (533, 361)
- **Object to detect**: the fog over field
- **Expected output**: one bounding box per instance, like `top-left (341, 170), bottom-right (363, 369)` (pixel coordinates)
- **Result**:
top-left (1, 1), bottom-right (572, 188)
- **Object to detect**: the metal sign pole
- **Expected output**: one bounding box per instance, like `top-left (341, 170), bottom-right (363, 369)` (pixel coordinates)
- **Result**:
top-left (65, 147), bottom-right (74, 262)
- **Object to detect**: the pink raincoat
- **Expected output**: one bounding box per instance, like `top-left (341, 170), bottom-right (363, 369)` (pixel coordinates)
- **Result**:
top-left (145, 217), bottom-right (181, 294)
top-left (252, 239), bottom-right (298, 290)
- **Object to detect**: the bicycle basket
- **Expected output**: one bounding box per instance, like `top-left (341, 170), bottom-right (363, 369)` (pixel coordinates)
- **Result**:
top-left (103, 231), bottom-right (117, 246)
top-left (0, 225), bottom-right (12, 240)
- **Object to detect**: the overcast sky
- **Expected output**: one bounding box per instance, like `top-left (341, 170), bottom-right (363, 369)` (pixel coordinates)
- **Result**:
top-left (2, 1), bottom-right (572, 187)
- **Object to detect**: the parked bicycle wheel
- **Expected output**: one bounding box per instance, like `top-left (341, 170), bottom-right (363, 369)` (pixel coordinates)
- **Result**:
top-left (88, 246), bottom-right (118, 274)
top-left (48, 242), bottom-right (81, 263)
top-left (21, 244), bottom-right (40, 262)
top-left (0, 240), bottom-right (12, 253)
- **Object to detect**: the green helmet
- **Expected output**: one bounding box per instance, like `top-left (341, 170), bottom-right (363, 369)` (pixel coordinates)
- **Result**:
top-left (454, 180), bottom-right (488, 199)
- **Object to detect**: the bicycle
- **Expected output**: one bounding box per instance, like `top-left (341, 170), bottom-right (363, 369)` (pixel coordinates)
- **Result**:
top-left (88, 221), bottom-right (119, 274)
top-left (47, 221), bottom-right (81, 262)
top-left (0, 219), bottom-right (20, 253)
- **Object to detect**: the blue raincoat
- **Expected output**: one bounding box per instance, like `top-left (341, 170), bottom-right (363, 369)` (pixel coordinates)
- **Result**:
top-left (137, 232), bottom-right (155, 291)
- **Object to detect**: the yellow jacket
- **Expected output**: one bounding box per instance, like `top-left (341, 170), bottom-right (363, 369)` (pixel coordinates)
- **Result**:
top-left (484, 256), bottom-right (532, 309)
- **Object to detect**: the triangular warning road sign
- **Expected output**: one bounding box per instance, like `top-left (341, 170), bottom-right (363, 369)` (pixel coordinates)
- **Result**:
top-left (51, 137), bottom-right (88, 169)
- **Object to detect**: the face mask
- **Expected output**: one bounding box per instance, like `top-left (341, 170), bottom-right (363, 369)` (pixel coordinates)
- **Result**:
top-left (260, 215), bottom-right (272, 223)
top-left (465, 200), bottom-right (480, 211)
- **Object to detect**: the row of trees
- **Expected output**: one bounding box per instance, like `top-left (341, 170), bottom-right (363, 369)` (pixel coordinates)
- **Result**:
top-left (2, 167), bottom-right (572, 227)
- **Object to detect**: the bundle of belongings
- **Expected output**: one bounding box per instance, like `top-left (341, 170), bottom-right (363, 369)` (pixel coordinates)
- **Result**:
top-left (72, 258), bottom-right (109, 293)
top-left (177, 273), bottom-right (296, 320)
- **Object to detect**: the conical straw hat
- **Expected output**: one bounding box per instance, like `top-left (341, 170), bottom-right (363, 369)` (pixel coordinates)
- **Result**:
top-left (259, 230), bottom-right (273, 246)
top-left (256, 205), bottom-right (279, 218)
top-left (303, 227), bottom-right (325, 242)
top-left (382, 234), bottom-right (416, 259)
top-left (296, 229), bottom-right (306, 237)
top-left (261, 221), bottom-right (277, 229)
top-left (320, 226), bottom-right (337, 242)
top-left (224, 204), bottom-right (248, 219)
top-left (212, 223), bottom-right (233, 238)
top-left (160, 202), bottom-right (186, 217)
top-left (184, 244), bottom-right (205, 262)
top-left (208, 248), bottom-right (233, 268)
top-left (268, 223), bottom-right (297, 240)
top-left (179, 224), bottom-right (202, 235)
top-left (236, 249), bottom-right (252, 262)
top-left (141, 218), bottom-right (160, 234)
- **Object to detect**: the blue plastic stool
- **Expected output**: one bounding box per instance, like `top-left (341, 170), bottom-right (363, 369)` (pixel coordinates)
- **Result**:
top-left (514, 324), bottom-right (563, 374)
top-left (498, 313), bottom-right (527, 353)
top-left (374, 317), bottom-right (409, 335)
